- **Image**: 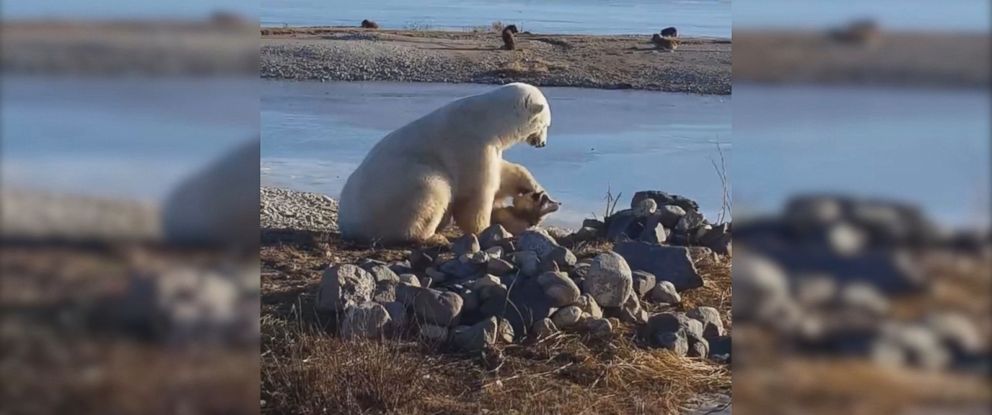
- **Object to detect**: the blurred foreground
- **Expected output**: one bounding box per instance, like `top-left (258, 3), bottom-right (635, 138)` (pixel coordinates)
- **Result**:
top-left (0, 9), bottom-right (260, 415)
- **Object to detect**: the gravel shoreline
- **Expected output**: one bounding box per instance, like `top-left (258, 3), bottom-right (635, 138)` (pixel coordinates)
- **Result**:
top-left (261, 27), bottom-right (732, 95)
top-left (260, 186), bottom-right (339, 232)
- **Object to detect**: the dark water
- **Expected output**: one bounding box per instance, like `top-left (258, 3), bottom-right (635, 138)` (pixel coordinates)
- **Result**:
top-left (0, 76), bottom-right (258, 202)
top-left (735, 0), bottom-right (990, 32)
top-left (261, 81), bottom-right (732, 228)
top-left (261, 0), bottom-right (731, 37)
top-left (734, 84), bottom-right (990, 229)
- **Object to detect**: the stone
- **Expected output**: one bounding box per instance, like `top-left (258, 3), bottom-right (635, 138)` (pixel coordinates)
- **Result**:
top-left (487, 257), bottom-right (515, 275)
top-left (634, 198), bottom-right (658, 216)
top-left (451, 233), bottom-right (481, 256)
top-left (398, 273), bottom-right (421, 287)
top-left (531, 318), bottom-right (558, 339)
top-left (639, 217), bottom-right (667, 244)
top-left (924, 312), bottom-right (985, 357)
top-left (425, 267), bottom-right (446, 283)
top-left (657, 331), bottom-right (689, 356)
top-left (551, 305), bottom-right (583, 328)
top-left (517, 229), bottom-right (559, 258)
top-left (838, 282), bottom-right (889, 316)
top-left (317, 264), bottom-right (375, 312)
top-left (792, 274), bottom-right (836, 307)
top-left (484, 246), bottom-right (504, 259)
top-left (648, 280), bottom-right (681, 304)
top-left (640, 312), bottom-right (693, 349)
top-left (544, 246), bottom-right (577, 269)
top-left (605, 210), bottom-right (644, 241)
top-left (618, 294), bottom-right (648, 324)
top-left (503, 278), bottom-right (556, 334)
top-left (419, 324), bottom-right (449, 343)
top-left (686, 330), bottom-right (710, 358)
top-left (382, 301), bottom-right (408, 332)
top-left (358, 258), bottom-right (389, 269)
top-left (409, 249), bottom-right (436, 271)
top-left (732, 253), bottom-right (792, 322)
top-left (582, 317), bottom-right (613, 339)
top-left (478, 224), bottom-right (513, 249)
top-left (582, 218), bottom-right (606, 231)
top-left (458, 288), bottom-right (479, 312)
top-left (872, 323), bottom-right (950, 371)
top-left (708, 335), bottom-right (731, 363)
top-left (698, 223), bottom-right (732, 255)
top-left (631, 190), bottom-right (700, 213)
top-left (451, 317), bottom-right (499, 352)
top-left (340, 302), bottom-right (390, 339)
top-left (537, 271), bottom-right (581, 307)
top-left (440, 258), bottom-right (481, 280)
top-left (657, 205), bottom-right (687, 228)
top-left (398, 285), bottom-right (463, 326)
top-left (575, 294), bottom-right (603, 319)
top-left (675, 210), bottom-right (706, 233)
top-left (366, 264), bottom-right (400, 284)
top-left (614, 242), bottom-right (702, 291)
top-left (511, 251), bottom-right (541, 277)
top-left (687, 306), bottom-right (725, 340)
top-left (574, 226), bottom-right (600, 242)
top-left (631, 270), bottom-right (657, 297)
top-left (497, 318), bottom-right (515, 343)
top-left (372, 281), bottom-right (397, 303)
top-left (388, 260), bottom-right (414, 275)
top-left (471, 274), bottom-right (503, 289)
top-left (582, 252), bottom-right (634, 307)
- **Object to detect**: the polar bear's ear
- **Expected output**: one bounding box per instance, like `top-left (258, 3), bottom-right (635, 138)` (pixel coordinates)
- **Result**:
top-left (525, 95), bottom-right (545, 115)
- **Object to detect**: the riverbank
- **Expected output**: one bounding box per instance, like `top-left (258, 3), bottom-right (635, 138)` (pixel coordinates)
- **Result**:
top-left (261, 27), bottom-right (732, 95)
top-left (734, 30), bottom-right (990, 89)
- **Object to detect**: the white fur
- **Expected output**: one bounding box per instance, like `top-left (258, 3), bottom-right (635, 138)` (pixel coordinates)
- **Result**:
top-left (338, 83), bottom-right (551, 244)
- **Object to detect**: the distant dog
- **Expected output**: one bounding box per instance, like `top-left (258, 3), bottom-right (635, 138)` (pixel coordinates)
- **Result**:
top-left (651, 34), bottom-right (679, 51)
top-left (492, 191), bottom-right (560, 234)
top-left (502, 24), bottom-right (520, 50)
top-left (361, 19), bottom-right (380, 29)
top-left (660, 27), bottom-right (678, 38)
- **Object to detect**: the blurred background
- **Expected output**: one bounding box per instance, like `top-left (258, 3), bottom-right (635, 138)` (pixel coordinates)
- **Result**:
top-left (732, 1), bottom-right (990, 414)
top-left (1, 1), bottom-right (260, 414)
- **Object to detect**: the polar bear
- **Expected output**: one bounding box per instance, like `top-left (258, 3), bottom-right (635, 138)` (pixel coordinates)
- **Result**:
top-left (338, 83), bottom-right (551, 244)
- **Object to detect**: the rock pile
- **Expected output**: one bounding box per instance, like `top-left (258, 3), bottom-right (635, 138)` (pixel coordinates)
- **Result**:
top-left (734, 194), bottom-right (991, 372)
top-left (316, 190), bottom-right (732, 362)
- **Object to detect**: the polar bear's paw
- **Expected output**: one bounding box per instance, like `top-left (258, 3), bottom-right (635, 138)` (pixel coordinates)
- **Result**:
top-left (422, 234), bottom-right (451, 247)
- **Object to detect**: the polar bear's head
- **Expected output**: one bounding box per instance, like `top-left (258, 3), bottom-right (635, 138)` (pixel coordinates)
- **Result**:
top-left (476, 83), bottom-right (551, 150)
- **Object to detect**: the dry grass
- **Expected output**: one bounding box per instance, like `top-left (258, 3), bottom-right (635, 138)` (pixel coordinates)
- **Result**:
top-left (261, 313), bottom-right (729, 415)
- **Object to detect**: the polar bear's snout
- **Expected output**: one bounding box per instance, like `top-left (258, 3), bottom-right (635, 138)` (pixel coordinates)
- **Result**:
top-left (527, 131), bottom-right (547, 147)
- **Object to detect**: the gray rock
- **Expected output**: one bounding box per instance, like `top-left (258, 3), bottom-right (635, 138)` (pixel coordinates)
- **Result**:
top-left (398, 273), bottom-right (421, 287)
top-left (872, 323), bottom-right (950, 371)
top-left (582, 317), bottom-right (613, 339)
top-left (537, 271), bottom-right (582, 307)
top-left (732, 253), bottom-right (792, 322)
top-left (517, 229), bottom-right (559, 258)
top-left (372, 281), bottom-right (397, 303)
top-left (631, 270), bottom-right (657, 297)
top-left (614, 242), bottom-right (702, 291)
top-left (487, 257), bottom-right (515, 275)
top-left (398, 285), bottom-right (463, 326)
top-left (617, 294), bottom-right (648, 324)
top-left (440, 258), bottom-right (481, 280)
top-left (552, 305), bottom-right (583, 328)
top-left (544, 246), bottom-right (577, 269)
top-left (575, 294), bottom-right (603, 319)
top-left (838, 282), bottom-right (889, 316)
top-left (631, 190), bottom-right (700, 213)
top-left (605, 210), bottom-right (643, 241)
top-left (471, 274), bottom-right (503, 290)
top-left (582, 252), bottom-right (634, 307)
top-left (389, 260), bottom-right (414, 275)
top-left (484, 246), bottom-right (504, 259)
top-left (574, 226), bottom-right (600, 242)
top-left (408, 249), bottom-right (436, 271)
top-left (425, 267), bottom-right (446, 283)
top-left (687, 306), bottom-right (725, 340)
top-left (686, 330), bottom-right (710, 358)
top-left (458, 288), bottom-right (479, 312)
top-left (478, 224), bottom-right (513, 249)
top-left (511, 251), bottom-right (541, 277)
top-left (924, 312), bottom-right (985, 357)
top-left (640, 217), bottom-right (667, 244)
top-left (531, 318), bottom-right (558, 339)
top-left (793, 275), bottom-right (837, 307)
top-left (451, 233), bottom-right (480, 256)
top-left (641, 312), bottom-right (693, 349)
top-left (708, 335), bottom-right (731, 363)
top-left (358, 258), bottom-right (389, 269)
top-left (381, 301), bottom-right (408, 332)
top-left (657, 331), bottom-right (689, 356)
top-left (419, 324), bottom-right (449, 343)
top-left (317, 264), bottom-right (375, 312)
top-left (658, 205), bottom-right (687, 228)
top-left (648, 280), bottom-right (681, 304)
top-left (698, 223), bottom-right (732, 255)
top-left (451, 317), bottom-right (499, 352)
top-left (340, 302), bottom-right (390, 339)
top-left (634, 198), bottom-right (658, 216)
top-left (503, 278), bottom-right (556, 334)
